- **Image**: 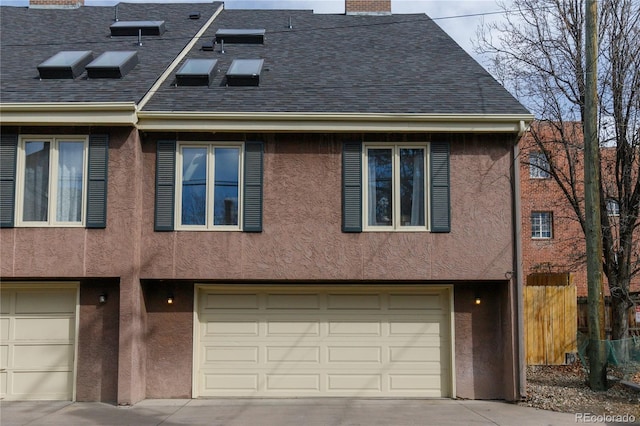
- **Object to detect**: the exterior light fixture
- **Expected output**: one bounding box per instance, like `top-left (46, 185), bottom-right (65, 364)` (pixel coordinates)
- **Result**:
top-left (474, 295), bottom-right (482, 305)
top-left (99, 294), bottom-right (107, 304)
top-left (167, 294), bottom-right (174, 305)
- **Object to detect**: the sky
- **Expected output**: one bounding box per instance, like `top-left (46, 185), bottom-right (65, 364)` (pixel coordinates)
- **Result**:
top-left (0, 0), bottom-right (508, 62)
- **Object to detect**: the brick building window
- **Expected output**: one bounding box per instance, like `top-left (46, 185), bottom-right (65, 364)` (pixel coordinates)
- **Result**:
top-left (529, 152), bottom-right (550, 179)
top-left (606, 199), bottom-right (620, 216)
top-left (531, 211), bottom-right (553, 239)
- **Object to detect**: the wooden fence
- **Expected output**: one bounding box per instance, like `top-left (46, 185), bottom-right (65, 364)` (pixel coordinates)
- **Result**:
top-left (577, 296), bottom-right (640, 338)
top-left (525, 273), bottom-right (577, 365)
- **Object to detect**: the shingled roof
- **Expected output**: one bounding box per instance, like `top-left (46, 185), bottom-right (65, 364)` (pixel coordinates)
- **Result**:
top-left (0, 2), bottom-right (222, 104)
top-left (142, 9), bottom-right (529, 115)
top-left (0, 3), bottom-right (529, 117)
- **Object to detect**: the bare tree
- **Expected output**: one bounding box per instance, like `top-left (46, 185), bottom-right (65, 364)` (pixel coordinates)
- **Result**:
top-left (477, 0), bottom-right (640, 339)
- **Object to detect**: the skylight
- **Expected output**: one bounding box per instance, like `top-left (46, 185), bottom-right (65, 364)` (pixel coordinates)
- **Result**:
top-left (86, 51), bottom-right (138, 79)
top-left (110, 21), bottom-right (166, 36)
top-left (215, 29), bottom-right (265, 44)
top-left (226, 59), bottom-right (264, 87)
top-left (176, 59), bottom-right (218, 86)
top-left (37, 51), bottom-right (93, 79)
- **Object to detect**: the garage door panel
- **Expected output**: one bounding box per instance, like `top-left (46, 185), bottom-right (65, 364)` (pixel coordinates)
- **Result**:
top-left (14, 317), bottom-right (74, 341)
top-left (266, 294), bottom-right (320, 309)
top-left (267, 321), bottom-right (320, 336)
top-left (13, 344), bottom-right (74, 369)
top-left (328, 321), bottom-right (381, 336)
top-left (327, 294), bottom-right (380, 310)
top-left (0, 294), bottom-right (10, 314)
top-left (266, 346), bottom-right (320, 363)
top-left (266, 374), bottom-right (320, 391)
top-left (389, 346), bottom-right (440, 362)
top-left (204, 346), bottom-right (258, 363)
top-left (389, 294), bottom-right (441, 310)
top-left (389, 321), bottom-right (440, 336)
top-left (204, 321), bottom-right (258, 336)
top-left (0, 345), bottom-right (8, 368)
top-left (196, 287), bottom-right (451, 398)
top-left (203, 294), bottom-right (258, 310)
top-left (328, 374), bottom-right (381, 391)
top-left (390, 374), bottom-right (441, 392)
top-left (328, 346), bottom-right (381, 363)
top-left (15, 292), bottom-right (75, 314)
top-left (12, 371), bottom-right (71, 396)
top-left (0, 318), bottom-right (9, 340)
top-left (204, 374), bottom-right (258, 390)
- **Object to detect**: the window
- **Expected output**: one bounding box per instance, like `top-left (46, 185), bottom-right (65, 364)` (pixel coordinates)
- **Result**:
top-left (531, 211), bottom-right (553, 239)
top-left (529, 152), bottom-right (550, 178)
top-left (364, 144), bottom-right (428, 230)
top-left (606, 199), bottom-right (620, 216)
top-left (15, 136), bottom-right (88, 226)
top-left (177, 143), bottom-right (242, 230)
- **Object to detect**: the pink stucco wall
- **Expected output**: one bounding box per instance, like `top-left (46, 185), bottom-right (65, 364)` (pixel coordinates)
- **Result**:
top-left (0, 128), bottom-right (520, 402)
top-left (139, 133), bottom-right (515, 282)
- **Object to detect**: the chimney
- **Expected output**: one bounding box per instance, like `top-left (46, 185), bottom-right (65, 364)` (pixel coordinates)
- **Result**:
top-left (345, 0), bottom-right (391, 15)
top-left (29, 0), bottom-right (84, 8)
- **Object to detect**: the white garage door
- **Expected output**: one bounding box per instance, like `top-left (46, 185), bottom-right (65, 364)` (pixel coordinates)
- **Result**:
top-left (195, 286), bottom-right (452, 398)
top-left (0, 284), bottom-right (78, 400)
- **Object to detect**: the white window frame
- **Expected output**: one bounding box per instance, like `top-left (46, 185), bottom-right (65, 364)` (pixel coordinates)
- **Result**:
top-left (175, 142), bottom-right (244, 231)
top-left (362, 142), bottom-right (430, 232)
top-left (529, 152), bottom-right (550, 179)
top-left (15, 135), bottom-right (88, 227)
top-left (606, 199), bottom-right (620, 217)
top-left (531, 211), bottom-right (553, 239)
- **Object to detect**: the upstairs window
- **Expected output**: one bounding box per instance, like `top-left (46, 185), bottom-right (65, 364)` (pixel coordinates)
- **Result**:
top-left (606, 199), bottom-right (620, 217)
top-left (155, 140), bottom-right (263, 233)
top-left (531, 211), bottom-right (553, 239)
top-left (177, 143), bottom-right (242, 230)
top-left (529, 152), bottom-right (550, 179)
top-left (364, 144), bottom-right (428, 231)
top-left (16, 136), bottom-right (88, 226)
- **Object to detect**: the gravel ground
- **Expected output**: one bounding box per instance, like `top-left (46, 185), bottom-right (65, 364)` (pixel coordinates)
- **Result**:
top-left (518, 363), bottom-right (640, 419)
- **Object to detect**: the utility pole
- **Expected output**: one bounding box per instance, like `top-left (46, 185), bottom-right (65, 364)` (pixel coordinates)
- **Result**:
top-left (584, 0), bottom-right (607, 391)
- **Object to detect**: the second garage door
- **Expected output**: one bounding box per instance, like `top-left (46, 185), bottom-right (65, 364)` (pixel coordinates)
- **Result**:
top-left (195, 286), bottom-right (452, 398)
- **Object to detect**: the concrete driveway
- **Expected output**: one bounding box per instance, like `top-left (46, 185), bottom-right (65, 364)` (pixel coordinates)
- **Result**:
top-left (0, 398), bottom-right (608, 426)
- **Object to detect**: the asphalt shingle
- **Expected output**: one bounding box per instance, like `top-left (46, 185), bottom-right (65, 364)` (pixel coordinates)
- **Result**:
top-left (0, 2), bottom-right (222, 104)
top-left (1, 4), bottom-right (529, 115)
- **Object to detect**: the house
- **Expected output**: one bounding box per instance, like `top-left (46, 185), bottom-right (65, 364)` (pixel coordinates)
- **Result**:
top-left (519, 122), bottom-right (640, 296)
top-left (0, 0), bottom-right (533, 405)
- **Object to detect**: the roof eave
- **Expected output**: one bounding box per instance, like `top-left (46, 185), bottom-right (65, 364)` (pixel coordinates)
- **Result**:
top-left (136, 111), bottom-right (534, 133)
top-left (0, 102), bottom-right (138, 126)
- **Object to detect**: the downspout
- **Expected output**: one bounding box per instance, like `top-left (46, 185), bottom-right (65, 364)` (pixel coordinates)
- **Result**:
top-left (512, 121), bottom-right (526, 399)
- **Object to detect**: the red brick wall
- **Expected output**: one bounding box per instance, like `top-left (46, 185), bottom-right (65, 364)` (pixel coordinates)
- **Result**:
top-left (519, 122), bottom-right (640, 296)
top-left (30, 0), bottom-right (84, 6)
top-left (346, 0), bottom-right (391, 13)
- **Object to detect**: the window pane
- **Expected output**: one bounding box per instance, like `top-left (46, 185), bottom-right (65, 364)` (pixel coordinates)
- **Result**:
top-left (531, 212), bottom-right (552, 238)
top-left (213, 148), bottom-right (239, 226)
top-left (399, 148), bottom-right (425, 226)
top-left (529, 152), bottom-right (550, 178)
top-left (368, 149), bottom-right (392, 226)
top-left (23, 141), bottom-right (50, 222)
top-left (181, 147), bottom-right (207, 225)
top-left (56, 141), bottom-right (84, 222)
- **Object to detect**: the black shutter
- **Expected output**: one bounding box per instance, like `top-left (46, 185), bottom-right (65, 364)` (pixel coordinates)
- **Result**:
top-left (86, 134), bottom-right (109, 228)
top-left (155, 140), bottom-right (176, 231)
top-left (243, 141), bottom-right (263, 232)
top-left (0, 134), bottom-right (18, 228)
top-left (430, 141), bottom-right (450, 233)
top-left (342, 141), bottom-right (362, 232)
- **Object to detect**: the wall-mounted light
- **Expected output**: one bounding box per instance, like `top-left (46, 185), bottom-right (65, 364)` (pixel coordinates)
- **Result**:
top-left (99, 294), bottom-right (107, 304)
top-left (167, 294), bottom-right (174, 305)
top-left (474, 295), bottom-right (482, 305)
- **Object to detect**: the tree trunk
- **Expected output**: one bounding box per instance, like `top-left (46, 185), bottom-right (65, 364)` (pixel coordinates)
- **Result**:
top-left (610, 294), bottom-right (629, 341)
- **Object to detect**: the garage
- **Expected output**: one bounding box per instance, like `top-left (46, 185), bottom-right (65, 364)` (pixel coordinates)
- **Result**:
top-left (0, 284), bottom-right (78, 400)
top-left (194, 286), bottom-right (453, 398)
